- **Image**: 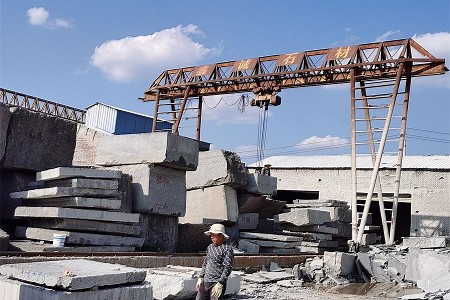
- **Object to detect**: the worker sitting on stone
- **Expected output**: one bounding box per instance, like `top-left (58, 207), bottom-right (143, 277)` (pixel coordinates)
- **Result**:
top-left (195, 223), bottom-right (234, 300)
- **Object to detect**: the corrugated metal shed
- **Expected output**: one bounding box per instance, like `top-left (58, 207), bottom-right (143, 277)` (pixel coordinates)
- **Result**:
top-left (250, 155), bottom-right (450, 170)
top-left (85, 102), bottom-right (172, 135)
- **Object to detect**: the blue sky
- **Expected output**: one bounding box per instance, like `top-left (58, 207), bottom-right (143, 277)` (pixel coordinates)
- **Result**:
top-left (1, 1), bottom-right (449, 164)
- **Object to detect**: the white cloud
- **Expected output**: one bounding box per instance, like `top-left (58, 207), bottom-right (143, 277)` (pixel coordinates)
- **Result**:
top-left (90, 24), bottom-right (221, 81)
top-left (202, 94), bottom-right (265, 125)
top-left (295, 135), bottom-right (348, 150)
top-left (375, 30), bottom-right (401, 42)
top-left (412, 32), bottom-right (450, 88)
top-left (27, 7), bottom-right (49, 25)
top-left (27, 7), bottom-right (74, 29)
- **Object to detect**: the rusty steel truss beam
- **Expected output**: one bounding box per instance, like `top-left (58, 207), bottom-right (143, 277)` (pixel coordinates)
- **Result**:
top-left (144, 39), bottom-right (447, 101)
top-left (0, 88), bottom-right (86, 123)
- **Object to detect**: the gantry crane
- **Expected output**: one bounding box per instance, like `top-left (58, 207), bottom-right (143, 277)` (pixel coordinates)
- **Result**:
top-left (142, 38), bottom-right (447, 248)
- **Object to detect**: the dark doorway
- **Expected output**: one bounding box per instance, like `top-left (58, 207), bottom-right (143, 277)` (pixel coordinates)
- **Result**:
top-left (273, 190), bottom-right (319, 204)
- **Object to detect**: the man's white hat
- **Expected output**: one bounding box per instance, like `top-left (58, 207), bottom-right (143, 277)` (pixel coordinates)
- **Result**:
top-left (204, 223), bottom-right (229, 240)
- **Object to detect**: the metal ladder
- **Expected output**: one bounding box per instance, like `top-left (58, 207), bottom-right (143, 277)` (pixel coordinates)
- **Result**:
top-left (350, 62), bottom-right (412, 246)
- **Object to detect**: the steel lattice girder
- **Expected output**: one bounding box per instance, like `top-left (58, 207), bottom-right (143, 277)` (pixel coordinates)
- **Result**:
top-left (143, 38), bottom-right (447, 101)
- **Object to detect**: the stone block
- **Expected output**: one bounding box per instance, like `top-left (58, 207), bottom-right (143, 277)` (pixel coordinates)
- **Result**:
top-left (0, 259), bottom-right (147, 291)
top-left (361, 233), bottom-right (381, 245)
top-left (280, 224), bottom-right (339, 235)
top-left (37, 167), bottom-right (122, 181)
top-left (15, 226), bottom-right (145, 248)
top-left (238, 173), bottom-right (277, 195)
top-left (313, 206), bottom-right (351, 222)
top-left (240, 231), bottom-right (302, 242)
top-left (186, 150), bottom-right (247, 189)
top-left (417, 270), bottom-right (450, 294)
top-left (180, 185), bottom-right (238, 223)
top-left (0, 229), bottom-right (9, 251)
top-left (95, 132), bottom-right (199, 171)
top-left (0, 103), bottom-right (11, 161)
top-left (238, 213), bottom-right (259, 230)
top-left (282, 230), bottom-right (333, 241)
top-left (28, 218), bottom-right (141, 236)
top-left (108, 164), bottom-right (186, 216)
top-left (324, 221), bottom-right (352, 237)
top-left (139, 214), bottom-right (178, 252)
top-left (0, 170), bottom-right (35, 219)
top-left (323, 251), bottom-right (356, 275)
top-left (256, 218), bottom-right (275, 233)
top-left (10, 187), bottom-right (119, 199)
top-left (146, 266), bottom-right (240, 299)
top-left (1, 107), bottom-right (77, 171)
top-left (22, 197), bottom-right (122, 210)
top-left (0, 276), bottom-right (153, 300)
top-left (14, 206), bottom-right (141, 223)
top-left (276, 208), bottom-right (331, 226)
top-left (238, 239), bottom-right (260, 253)
top-left (41, 178), bottom-right (119, 189)
top-left (72, 124), bottom-right (110, 167)
top-left (177, 223), bottom-right (211, 253)
top-left (240, 238), bottom-right (301, 249)
top-left (237, 194), bottom-right (286, 218)
top-left (402, 236), bottom-right (448, 248)
top-left (405, 247), bottom-right (450, 282)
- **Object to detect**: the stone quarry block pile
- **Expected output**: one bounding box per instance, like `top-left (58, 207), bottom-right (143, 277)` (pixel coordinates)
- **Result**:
top-left (10, 167), bottom-right (145, 251)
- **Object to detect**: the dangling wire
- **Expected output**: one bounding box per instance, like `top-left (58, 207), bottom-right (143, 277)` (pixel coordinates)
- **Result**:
top-left (256, 101), bottom-right (269, 168)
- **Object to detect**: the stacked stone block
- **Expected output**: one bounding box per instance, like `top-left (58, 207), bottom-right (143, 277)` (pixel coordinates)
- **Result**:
top-left (274, 199), bottom-right (353, 254)
top-left (10, 167), bottom-right (146, 251)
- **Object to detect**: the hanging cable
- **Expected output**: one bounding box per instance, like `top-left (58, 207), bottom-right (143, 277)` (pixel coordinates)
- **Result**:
top-left (256, 100), bottom-right (269, 168)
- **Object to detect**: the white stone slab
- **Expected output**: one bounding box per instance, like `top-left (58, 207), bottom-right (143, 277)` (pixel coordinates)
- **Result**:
top-left (95, 132), bottom-right (199, 170)
top-left (180, 185), bottom-right (238, 223)
top-left (239, 173), bottom-right (277, 195)
top-left (14, 206), bottom-right (140, 223)
top-left (0, 259), bottom-right (146, 291)
top-left (146, 266), bottom-right (240, 299)
top-left (10, 187), bottom-right (119, 199)
top-left (276, 208), bottom-right (331, 226)
top-left (240, 231), bottom-right (302, 242)
top-left (37, 167), bottom-right (122, 181)
top-left (107, 164), bottom-right (186, 216)
top-left (15, 227), bottom-right (145, 248)
top-left (240, 238), bottom-right (301, 249)
top-left (23, 197), bottom-right (122, 210)
top-left (186, 150), bottom-right (247, 189)
top-left (0, 276), bottom-right (153, 300)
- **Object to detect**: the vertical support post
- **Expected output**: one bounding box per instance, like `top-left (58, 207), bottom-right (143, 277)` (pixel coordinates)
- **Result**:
top-left (170, 99), bottom-right (177, 124)
top-left (350, 68), bottom-right (358, 243)
top-left (173, 86), bottom-right (191, 135)
top-left (388, 75), bottom-right (411, 245)
top-left (360, 81), bottom-right (391, 243)
top-left (196, 96), bottom-right (203, 141)
top-left (152, 89), bottom-right (160, 132)
top-left (357, 62), bottom-right (405, 244)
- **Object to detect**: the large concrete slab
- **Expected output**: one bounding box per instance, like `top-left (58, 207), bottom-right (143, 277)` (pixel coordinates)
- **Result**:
top-left (237, 194), bottom-right (286, 218)
top-left (22, 197), bottom-right (122, 210)
top-left (107, 164), bottom-right (186, 216)
top-left (238, 173), bottom-right (277, 195)
top-left (0, 259), bottom-right (146, 291)
top-left (28, 218), bottom-right (141, 236)
top-left (14, 206), bottom-right (141, 223)
top-left (146, 266), bottom-right (241, 299)
top-left (240, 232), bottom-right (302, 242)
top-left (405, 248), bottom-right (450, 282)
top-left (95, 132), bottom-right (199, 171)
top-left (280, 224), bottom-right (339, 235)
top-left (10, 187), bottom-right (119, 199)
top-left (37, 167), bottom-right (121, 181)
top-left (15, 226), bottom-right (145, 248)
top-left (1, 107), bottom-right (77, 171)
top-left (186, 150), bottom-right (247, 189)
top-left (402, 236), bottom-right (448, 248)
top-left (0, 276), bottom-right (153, 300)
top-left (180, 185), bottom-right (239, 223)
top-left (0, 103), bottom-right (11, 161)
top-left (240, 239), bottom-right (301, 249)
top-left (276, 208), bottom-right (332, 226)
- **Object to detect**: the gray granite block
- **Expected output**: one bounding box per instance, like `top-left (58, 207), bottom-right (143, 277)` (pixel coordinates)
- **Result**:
top-left (22, 197), bottom-right (122, 210)
top-left (37, 167), bottom-right (122, 181)
top-left (0, 259), bottom-right (146, 291)
top-left (10, 187), bottom-right (119, 199)
top-left (95, 132), bottom-right (199, 171)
